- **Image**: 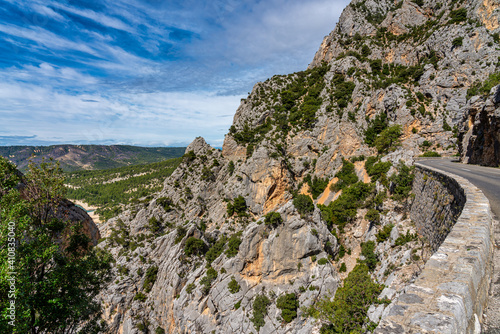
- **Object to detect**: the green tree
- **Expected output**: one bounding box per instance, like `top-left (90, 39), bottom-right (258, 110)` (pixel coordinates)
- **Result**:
top-left (293, 194), bottom-right (314, 216)
top-left (374, 125), bottom-right (402, 153)
top-left (276, 293), bottom-right (299, 323)
top-left (0, 157), bottom-right (112, 333)
top-left (304, 264), bottom-right (383, 333)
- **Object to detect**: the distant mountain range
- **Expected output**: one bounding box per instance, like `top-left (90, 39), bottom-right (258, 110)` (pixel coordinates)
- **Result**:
top-left (0, 145), bottom-right (186, 171)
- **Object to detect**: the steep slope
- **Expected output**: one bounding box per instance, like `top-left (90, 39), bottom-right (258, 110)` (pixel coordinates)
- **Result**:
top-left (0, 145), bottom-right (185, 171)
top-left (96, 0), bottom-right (500, 332)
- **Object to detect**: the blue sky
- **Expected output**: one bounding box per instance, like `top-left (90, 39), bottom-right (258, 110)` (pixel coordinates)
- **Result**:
top-left (0, 0), bottom-right (348, 147)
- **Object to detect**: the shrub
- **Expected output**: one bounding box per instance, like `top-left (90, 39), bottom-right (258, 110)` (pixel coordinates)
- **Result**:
top-left (365, 113), bottom-right (388, 145)
top-left (318, 258), bottom-right (328, 265)
top-left (452, 37), bottom-right (463, 47)
top-left (293, 194), bottom-right (314, 216)
top-left (155, 327), bottom-right (165, 334)
top-left (148, 216), bottom-right (162, 234)
top-left (143, 266), bottom-right (159, 293)
top-left (421, 151), bottom-right (441, 157)
top-left (186, 283), bottom-right (195, 294)
top-left (228, 276), bottom-right (241, 294)
top-left (234, 299), bottom-right (242, 310)
top-left (174, 226), bottom-right (187, 244)
top-left (333, 159), bottom-right (358, 191)
top-left (394, 230), bottom-right (418, 246)
top-left (228, 160), bottom-right (235, 175)
top-left (227, 195), bottom-right (247, 216)
top-left (251, 294), bottom-right (271, 331)
top-left (389, 162), bottom-right (415, 200)
top-left (182, 150), bottom-right (196, 163)
top-left (448, 8), bottom-right (467, 24)
top-left (360, 241), bottom-right (378, 271)
top-left (365, 157), bottom-right (391, 182)
top-left (303, 264), bottom-right (383, 333)
top-left (306, 175), bottom-right (330, 199)
top-left (374, 125), bottom-right (402, 153)
top-left (277, 293), bottom-right (299, 323)
top-left (264, 211), bottom-right (283, 226)
top-left (225, 233), bottom-right (242, 258)
top-left (184, 237), bottom-right (207, 257)
top-left (134, 292), bottom-right (147, 302)
top-left (200, 267), bottom-right (218, 295)
top-left (339, 262), bottom-right (347, 272)
top-left (205, 236), bottom-right (227, 265)
top-left (365, 208), bottom-right (381, 224)
top-left (157, 197), bottom-right (174, 212)
top-left (376, 224), bottom-right (394, 243)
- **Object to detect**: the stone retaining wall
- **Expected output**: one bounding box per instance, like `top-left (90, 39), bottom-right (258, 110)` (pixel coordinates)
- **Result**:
top-left (375, 163), bottom-right (494, 334)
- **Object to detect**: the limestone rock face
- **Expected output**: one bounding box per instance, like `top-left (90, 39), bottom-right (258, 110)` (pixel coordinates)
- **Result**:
top-left (459, 85), bottom-right (500, 166)
top-left (97, 0), bottom-right (500, 332)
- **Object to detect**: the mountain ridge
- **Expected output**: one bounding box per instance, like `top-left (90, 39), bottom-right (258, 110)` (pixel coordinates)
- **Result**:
top-left (0, 145), bottom-right (186, 172)
top-left (94, 0), bottom-right (500, 332)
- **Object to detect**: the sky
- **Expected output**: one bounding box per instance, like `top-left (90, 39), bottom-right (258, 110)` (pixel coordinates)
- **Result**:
top-left (0, 0), bottom-right (349, 147)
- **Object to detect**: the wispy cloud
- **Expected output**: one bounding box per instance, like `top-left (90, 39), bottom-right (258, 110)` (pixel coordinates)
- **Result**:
top-left (0, 0), bottom-right (348, 146)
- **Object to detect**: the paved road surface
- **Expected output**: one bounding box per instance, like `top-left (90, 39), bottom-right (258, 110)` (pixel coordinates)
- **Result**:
top-left (416, 158), bottom-right (500, 333)
top-left (417, 159), bottom-right (500, 218)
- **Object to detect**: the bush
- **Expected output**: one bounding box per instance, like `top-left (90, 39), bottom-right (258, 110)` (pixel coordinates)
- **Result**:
top-left (303, 264), bottom-right (383, 333)
top-left (143, 266), bottom-right (159, 293)
top-left (365, 208), bottom-right (381, 224)
top-left (389, 162), bottom-right (415, 200)
top-left (225, 233), bottom-right (242, 258)
top-left (394, 230), bottom-right (418, 246)
top-left (376, 224), bottom-right (394, 243)
top-left (155, 327), bottom-right (165, 334)
top-left (227, 195), bottom-right (247, 216)
top-left (333, 159), bottom-right (358, 191)
top-left (277, 293), bottom-right (299, 323)
top-left (186, 283), bottom-right (195, 294)
top-left (374, 125), bottom-right (402, 153)
top-left (306, 175), bottom-right (330, 199)
top-left (251, 294), bottom-right (271, 331)
top-left (174, 226), bottom-right (187, 244)
top-left (264, 211), bottom-right (283, 226)
top-left (134, 292), bottom-right (147, 302)
top-left (360, 241), bottom-right (378, 271)
top-left (200, 267), bottom-right (218, 295)
top-left (452, 37), bottom-right (463, 47)
top-left (365, 113), bottom-right (388, 145)
top-left (184, 237), bottom-right (207, 257)
top-left (228, 276), bottom-right (241, 294)
top-left (228, 160), bottom-right (235, 175)
top-left (148, 216), bottom-right (162, 234)
top-left (421, 151), bottom-right (441, 157)
top-left (293, 194), bottom-right (314, 216)
top-left (339, 263), bottom-right (347, 272)
top-left (365, 157), bottom-right (391, 182)
top-left (318, 258), bottom-right (328, 265)
top-left (205, 236), bottom-right (227, 265)
top-left (449, 8), bottom-right (467, 24)
top-left (157, 197), bottom-right (174, 212)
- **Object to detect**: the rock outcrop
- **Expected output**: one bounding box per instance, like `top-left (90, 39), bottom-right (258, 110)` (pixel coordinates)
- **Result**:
top-left (96, 0), bottom-right (500, 332)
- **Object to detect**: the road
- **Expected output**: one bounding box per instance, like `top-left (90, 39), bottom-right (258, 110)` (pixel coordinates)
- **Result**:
top-left (417, 159), bottom-right (500, 218)
top-left (416, 158), bottom-right (500, 333)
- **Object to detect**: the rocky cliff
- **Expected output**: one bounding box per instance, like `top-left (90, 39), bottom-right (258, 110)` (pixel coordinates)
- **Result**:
top-left (97, 0), bottom-right (500, 332)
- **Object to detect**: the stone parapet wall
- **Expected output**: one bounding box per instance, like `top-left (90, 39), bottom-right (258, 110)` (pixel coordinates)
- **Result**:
top-left (375, 162), bottom-right (494, 334)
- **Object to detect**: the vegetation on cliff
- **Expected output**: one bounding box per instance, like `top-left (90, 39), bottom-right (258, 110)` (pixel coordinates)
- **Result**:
top-left (0, 157), bottom-right (112, 333)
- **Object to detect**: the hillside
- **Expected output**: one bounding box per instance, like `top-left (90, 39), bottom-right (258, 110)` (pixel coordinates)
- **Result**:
top-left (0, 145), bottom-right (185, 172)
top-left (65, 158), bottom-right (182, 221)
top-left (94, 0), bottom-right (500, 333)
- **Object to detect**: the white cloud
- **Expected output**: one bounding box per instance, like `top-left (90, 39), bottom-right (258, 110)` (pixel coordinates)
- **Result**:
top-left (0, 81), bottom-right (242, 146)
